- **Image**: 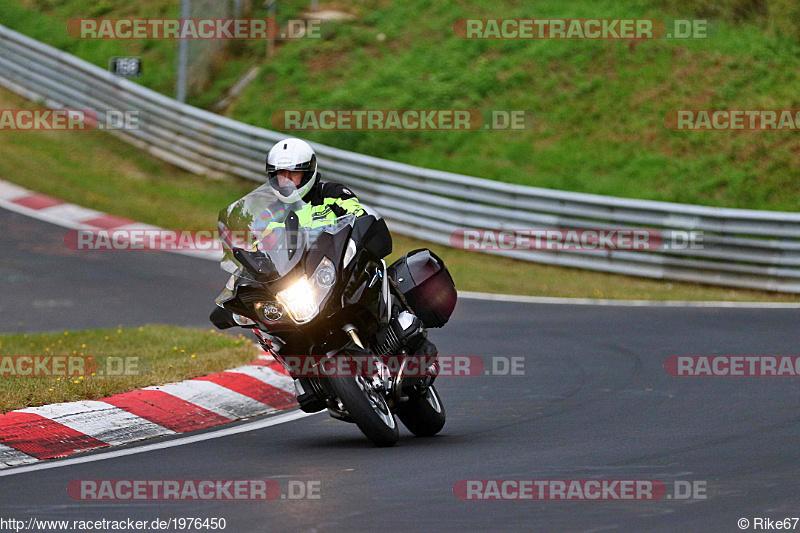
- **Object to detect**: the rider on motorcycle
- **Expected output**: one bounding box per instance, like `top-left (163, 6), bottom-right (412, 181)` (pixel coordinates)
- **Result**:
top-left (211, 138), bottom-right (437, 360)
top-left (266, 137), bottom-right (365, 222)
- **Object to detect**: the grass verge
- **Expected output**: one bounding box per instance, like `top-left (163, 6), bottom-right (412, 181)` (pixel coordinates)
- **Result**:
top-left (0, 87), bottom-right (798, 302)
top-left (0, 325), bottom-right (259, 414)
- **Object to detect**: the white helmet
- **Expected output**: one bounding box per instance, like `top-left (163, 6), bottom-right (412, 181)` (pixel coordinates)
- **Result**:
top-left (265, 138), bottom-right (318, 202)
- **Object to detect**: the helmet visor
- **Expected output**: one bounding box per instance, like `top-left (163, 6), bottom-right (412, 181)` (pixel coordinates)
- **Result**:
top-left (268, 176), bottom-right (301, 200)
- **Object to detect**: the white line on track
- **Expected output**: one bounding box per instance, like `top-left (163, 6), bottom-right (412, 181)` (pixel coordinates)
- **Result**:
top-left (0, 409), bottom-right (319, 477)
top-left (458, 290), bottom-right (800, 308)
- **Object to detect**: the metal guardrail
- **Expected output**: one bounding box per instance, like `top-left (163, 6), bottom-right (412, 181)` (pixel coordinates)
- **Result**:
top-left (1, 24), bottom-right (799, 292)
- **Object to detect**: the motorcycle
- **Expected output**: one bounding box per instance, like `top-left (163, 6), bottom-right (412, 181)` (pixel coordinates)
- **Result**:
top-left (210, 182), bottom-right (458, 446)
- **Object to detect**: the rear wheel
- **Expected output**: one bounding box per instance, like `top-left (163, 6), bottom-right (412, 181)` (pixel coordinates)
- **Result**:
top-left (328, 372), bottom-right (399, 447)
top-left (396, 385), bottom-right (446, 437)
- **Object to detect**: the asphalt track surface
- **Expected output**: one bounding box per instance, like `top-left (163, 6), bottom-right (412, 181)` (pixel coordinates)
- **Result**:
top-left (2, 207), bottom-right (800, 532)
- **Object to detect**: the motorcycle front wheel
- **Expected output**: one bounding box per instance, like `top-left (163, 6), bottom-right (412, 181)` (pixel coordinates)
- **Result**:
top-left (329, 372), bottom-right (399, 447)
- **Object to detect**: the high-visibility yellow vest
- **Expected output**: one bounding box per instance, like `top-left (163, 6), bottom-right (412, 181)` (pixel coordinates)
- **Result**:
top-left (255, 197), bottom-right (366, 249)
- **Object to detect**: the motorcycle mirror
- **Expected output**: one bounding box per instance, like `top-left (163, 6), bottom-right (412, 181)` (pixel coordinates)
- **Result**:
top-left (353, 215), bottom-right (392, 259)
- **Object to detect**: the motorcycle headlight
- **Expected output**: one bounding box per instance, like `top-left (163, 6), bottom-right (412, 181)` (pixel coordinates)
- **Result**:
top-left (276, 257), bottom-right (337, 324)
top-left (277, 277), bottom-right (317, 323)
top-left (314, 257), bottom-right (336, 288)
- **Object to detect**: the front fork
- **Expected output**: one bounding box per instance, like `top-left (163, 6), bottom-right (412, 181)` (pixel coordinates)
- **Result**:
top-left (251, 328), bottom-right (293, 374)
top-left (343, 324), bottom-right (365, 349)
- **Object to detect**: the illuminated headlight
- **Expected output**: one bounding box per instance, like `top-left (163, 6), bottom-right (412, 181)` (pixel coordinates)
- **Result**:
top-left (276, 258), bottom-right (337, 324)
top-left (277, 277), bottom-right (318, 323)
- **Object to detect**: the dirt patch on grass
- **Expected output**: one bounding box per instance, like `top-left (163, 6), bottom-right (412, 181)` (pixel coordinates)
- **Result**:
top-left (305, 49), bottom-right (350, 74)
top-left (303, 2), bottom-right (361, 18)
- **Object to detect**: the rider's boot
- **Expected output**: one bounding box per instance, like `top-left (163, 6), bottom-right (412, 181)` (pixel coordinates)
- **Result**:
top-left (405, 331), bottom-right (439, 386)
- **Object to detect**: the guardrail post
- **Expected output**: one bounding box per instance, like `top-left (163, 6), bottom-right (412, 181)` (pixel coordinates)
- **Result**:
top-left (175, 0), bottom-right (190, 103)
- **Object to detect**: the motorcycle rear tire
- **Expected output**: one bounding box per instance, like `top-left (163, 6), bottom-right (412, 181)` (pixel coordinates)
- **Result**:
top-left (396, 385), bottom-right (446, 437)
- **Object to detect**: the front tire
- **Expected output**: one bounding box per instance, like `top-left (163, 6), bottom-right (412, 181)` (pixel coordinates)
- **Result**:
top-left (396, 385), bottom-right (446, 437)
top-left (329, 373), bottom-right (399, 447)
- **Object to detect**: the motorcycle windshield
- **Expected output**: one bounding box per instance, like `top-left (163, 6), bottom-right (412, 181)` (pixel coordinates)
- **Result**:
top-left (218, 182), bottom-right (355, 281)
